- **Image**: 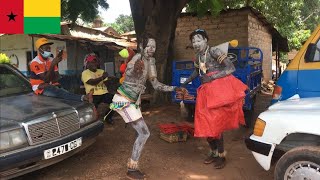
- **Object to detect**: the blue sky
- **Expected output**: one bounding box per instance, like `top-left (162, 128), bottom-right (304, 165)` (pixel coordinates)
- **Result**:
top-left (99, 0), bottom-right (132, 23)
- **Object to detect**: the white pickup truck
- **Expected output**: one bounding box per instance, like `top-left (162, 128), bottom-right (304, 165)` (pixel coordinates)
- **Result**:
top-left (245, 97), bottom-right (320, 180)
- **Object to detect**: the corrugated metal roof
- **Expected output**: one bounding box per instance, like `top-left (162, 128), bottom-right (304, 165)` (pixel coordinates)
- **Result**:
top-left (69, 30), bottom-right (136, 48)
top-left (29, 34), bottom-right (135, 50)
top-left (93, 27), bottom-right (109, 31)
top-left (1, 22), bottom-right (136, 50)
top-left (28, 23), bottom-right (137, 50)
top-left (121, 30), bottom-right (136, 36)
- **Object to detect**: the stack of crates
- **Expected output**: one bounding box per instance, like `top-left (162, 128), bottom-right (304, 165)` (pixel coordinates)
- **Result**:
top-left (229, 47), bottom-right (263, 110)
top-left (171, 60), bottom-right (200, 104)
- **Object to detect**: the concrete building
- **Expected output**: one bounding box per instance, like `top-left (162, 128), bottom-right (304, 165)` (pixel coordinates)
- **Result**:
top-left (0, 34), bottom-right (67, 75)
top-left (0, 23), bottom-right (136, 93)
top-left (0, 23), bottom-right (136, 77)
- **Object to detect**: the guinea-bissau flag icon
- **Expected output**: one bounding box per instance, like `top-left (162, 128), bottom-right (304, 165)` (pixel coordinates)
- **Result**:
top-left (0, 0), bottom-right (61, 34)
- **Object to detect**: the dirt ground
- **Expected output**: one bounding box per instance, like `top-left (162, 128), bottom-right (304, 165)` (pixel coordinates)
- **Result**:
top-left (15, 94), bottom-right (274, 180)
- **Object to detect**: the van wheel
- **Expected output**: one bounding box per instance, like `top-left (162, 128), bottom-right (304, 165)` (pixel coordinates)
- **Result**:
top-left (274, 146), bottom-right (320, 180)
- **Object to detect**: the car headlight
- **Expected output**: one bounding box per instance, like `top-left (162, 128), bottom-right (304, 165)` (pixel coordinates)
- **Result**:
top-left (0, 129), bottom-right (28, 152)
top-left (78, 106), bottom-right (97, 126)
top-left (253, 118), bottom-right (266, 137)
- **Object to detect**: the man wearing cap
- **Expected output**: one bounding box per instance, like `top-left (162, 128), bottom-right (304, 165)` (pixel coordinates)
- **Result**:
top-left (29, 38), bottom-right (93, 102)
top-left (81, 54), bottom-right (115, 124)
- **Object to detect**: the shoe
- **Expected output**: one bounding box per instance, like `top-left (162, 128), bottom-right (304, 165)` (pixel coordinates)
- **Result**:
top-left (204, 153), bottom-right (219, 164)
top-left (204, 154), bottom-right (218, 164)
top-left (126, 170), bottom-right (146, 180)
top-left (213, 157), bottom-right (226, 169)
top-left (203, 151), bottom-right (218, 164)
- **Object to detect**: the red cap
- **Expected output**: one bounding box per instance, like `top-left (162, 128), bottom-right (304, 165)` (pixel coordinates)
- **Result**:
top-left (85, 55), bottom-right (97, 62)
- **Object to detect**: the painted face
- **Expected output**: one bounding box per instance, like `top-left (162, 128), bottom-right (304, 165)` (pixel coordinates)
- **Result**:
top-left (192, 34), bottom-right (207, 54)
top-left (143, 38), bottom-right (156, 58)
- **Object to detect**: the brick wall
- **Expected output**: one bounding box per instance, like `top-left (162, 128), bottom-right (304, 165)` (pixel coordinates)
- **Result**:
top-left (174, 9), bottom-right (273, 81)
top-left (174, 11), bottom-right (249, 60)
top-left (247, 14), bottom-right (272, 81)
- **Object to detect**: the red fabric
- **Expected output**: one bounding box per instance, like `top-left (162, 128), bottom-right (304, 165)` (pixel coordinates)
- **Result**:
top-left (159, 123), bottom-right (194, 135)
top-left (0, 0), bottom-right (24, 34)
top-left (119, 63), bottom-right (127, 74)
top-left (194, 75), bottom-right (247, 138)
top-left (127, 48), bottom-right (135, 63)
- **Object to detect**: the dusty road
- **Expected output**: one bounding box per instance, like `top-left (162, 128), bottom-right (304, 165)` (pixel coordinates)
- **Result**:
top-left (15, 94), bottom-right (274, 180)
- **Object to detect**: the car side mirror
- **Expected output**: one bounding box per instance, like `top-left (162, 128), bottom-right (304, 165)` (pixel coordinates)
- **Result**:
top-left (304, 43), bottom-right (317, 62)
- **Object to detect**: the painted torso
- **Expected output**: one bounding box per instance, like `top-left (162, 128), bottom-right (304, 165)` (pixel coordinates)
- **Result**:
top-left (196, 47), bottom-right (227, 75)
top-left (118, 53), bottom-right (174, 101)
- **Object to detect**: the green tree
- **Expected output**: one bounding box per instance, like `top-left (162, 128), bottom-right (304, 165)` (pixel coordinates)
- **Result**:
top-left (248, 0), bottom-right (319, 50)
top-left (61, 0), bottom-right (109, 24)
top-left (229, 0), bottom-right (319, 50)
top-left (106, 14), bottom-right (135, 34)
top-left (300, 0), bottom-right (320, 31)
top-left (289, 29), bottom-right (312, 50)
top-left (186, 0), bottom-right (224, 16)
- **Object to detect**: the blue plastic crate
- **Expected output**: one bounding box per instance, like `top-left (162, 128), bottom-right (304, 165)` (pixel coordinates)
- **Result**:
top-left (171, 60), bottom-right (200, 104)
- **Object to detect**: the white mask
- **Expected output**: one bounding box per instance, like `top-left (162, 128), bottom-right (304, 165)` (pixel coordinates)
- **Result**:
top-left (192, 35), bottom-right (207, 54)
top-left (40, 49), bottom-right (52, 58)
top-left (143, 39), bottom-right (156, 57)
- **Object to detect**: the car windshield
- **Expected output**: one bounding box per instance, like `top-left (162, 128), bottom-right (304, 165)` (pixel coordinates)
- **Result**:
top-left (0, 66), bottom-right (32, 97)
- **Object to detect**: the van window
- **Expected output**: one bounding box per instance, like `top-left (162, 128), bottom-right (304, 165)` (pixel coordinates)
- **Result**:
top-left (312, 38), bottom-right (320, 62)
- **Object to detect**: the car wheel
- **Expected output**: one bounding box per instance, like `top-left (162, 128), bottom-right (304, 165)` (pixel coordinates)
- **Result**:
top-left (274, 146), bottom-right (320, 180)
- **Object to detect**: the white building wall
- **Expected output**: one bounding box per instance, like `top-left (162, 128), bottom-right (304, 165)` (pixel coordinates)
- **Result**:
top-left (0, 34), bottom-right (67, 75)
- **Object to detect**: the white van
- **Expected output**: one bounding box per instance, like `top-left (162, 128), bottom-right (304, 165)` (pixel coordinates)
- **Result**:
top-left (245, 97), bottom-right (320, 180)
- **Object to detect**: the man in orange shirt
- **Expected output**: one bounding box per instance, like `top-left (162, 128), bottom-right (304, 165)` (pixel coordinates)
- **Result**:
top-left (29, 38), bottom-right (92, 102)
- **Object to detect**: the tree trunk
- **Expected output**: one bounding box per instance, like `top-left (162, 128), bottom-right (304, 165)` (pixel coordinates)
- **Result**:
top-left (129, 0), bottom-right (188, 103)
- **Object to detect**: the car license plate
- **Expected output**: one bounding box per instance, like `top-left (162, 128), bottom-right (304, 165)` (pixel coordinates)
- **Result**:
top-left (43, 137), bottom-right (82, 160)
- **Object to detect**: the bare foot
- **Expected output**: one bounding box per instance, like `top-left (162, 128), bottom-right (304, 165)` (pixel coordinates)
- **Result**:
top-left (92, 106), bottom-right (98, 120)
top-left (88, 89), bottom-right (94, 103)
top-left (83, 88), bottom-right (94, 103)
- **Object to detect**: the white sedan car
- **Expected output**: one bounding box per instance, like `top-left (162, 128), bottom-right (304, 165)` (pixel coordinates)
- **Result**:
top-left (245, 97), bottom-right (320, 180)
